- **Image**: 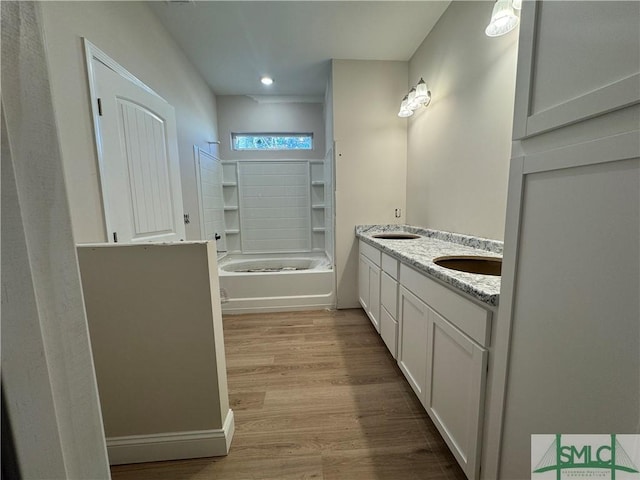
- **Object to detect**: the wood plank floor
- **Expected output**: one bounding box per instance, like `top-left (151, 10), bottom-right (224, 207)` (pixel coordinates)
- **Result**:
top-left (111, 309), bottom-right (467, 480)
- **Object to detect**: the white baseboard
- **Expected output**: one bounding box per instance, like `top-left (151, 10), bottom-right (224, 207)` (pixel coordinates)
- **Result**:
top-left (107, 409), bottom-right (235, 465)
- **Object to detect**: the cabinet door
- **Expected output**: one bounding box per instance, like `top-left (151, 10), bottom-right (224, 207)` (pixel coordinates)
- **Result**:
top-left (358, 254), bottom-right (369, 311)
top-left (368, 263), bottom-right (380, 333)
top-left (380, 271), bottom-right (399, 358)
top-left (426, 309), bottom-right (487, 480)
top-left (359, 254), bottom-right (380, 332)
top-left (398, 286), bottom-right (428, 404)
top-left (380, 306), bottom-right (398, 359)
top-left (513, 1), bottom-right (640, 139)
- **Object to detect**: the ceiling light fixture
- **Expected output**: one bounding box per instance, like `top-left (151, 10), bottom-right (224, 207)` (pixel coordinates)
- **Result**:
top-left (397, 78), bottom-right (431, 118)
top-left (260, 76), bottom-right (274, 86)
top-left (485, 0), bottom-right (520, 37)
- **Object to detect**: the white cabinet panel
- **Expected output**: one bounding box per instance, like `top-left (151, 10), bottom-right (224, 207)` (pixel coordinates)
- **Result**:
top-left (495, 142), bottom-right (640, 479)
top-left (398, 286), bottom-right (429, 404)
top-left (380, 306), bottom-right (398, 359)
top-left (381, 252), bottom-right (399, 280)
top-left (426, 310), bottom-right (487, 480)
top-left (513, 1), bottom-right (640, 139)
top-left (380, 271), bottom-right (397, 317)
top-left (368, 264), bottom-right (380, 333)
top-left (381, 270), bottom-right (399, 358)
top-left (359, 240), bottom-right (381, 266)
top-left (400, 264), bottom-right (491, 347)
top-left (358, 254), bottom-right (369, 312)
top-left (358, 253), bottom-right (380, 333)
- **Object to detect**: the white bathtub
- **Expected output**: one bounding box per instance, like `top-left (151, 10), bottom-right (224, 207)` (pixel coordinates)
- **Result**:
top-left (218, 252), bottom-right (335, 314)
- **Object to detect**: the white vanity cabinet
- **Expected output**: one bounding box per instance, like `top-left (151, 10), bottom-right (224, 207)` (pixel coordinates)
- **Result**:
top-left (358, 238), bottom-right (494, 480)
top-left (358, 240), bottom-right (381, 332)
top-left (399, 263), bottom-right (492, 480)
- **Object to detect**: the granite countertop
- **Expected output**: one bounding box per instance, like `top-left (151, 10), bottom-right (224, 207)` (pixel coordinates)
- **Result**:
top-left (355, 225), bottom-right (503, 307)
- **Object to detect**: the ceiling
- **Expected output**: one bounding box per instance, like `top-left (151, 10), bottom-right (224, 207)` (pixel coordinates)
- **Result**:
top-left (150, 1), bottom-right (451, 97)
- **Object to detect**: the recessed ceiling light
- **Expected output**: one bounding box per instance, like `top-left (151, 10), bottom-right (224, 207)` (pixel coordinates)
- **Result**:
top-left (260, 76), bottom-right (274, 86)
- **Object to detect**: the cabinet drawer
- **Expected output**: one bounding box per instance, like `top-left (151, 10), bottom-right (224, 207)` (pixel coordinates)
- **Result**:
top-left (381, 252), bottom-right (399, 279)
top-left (400, 264), bottom-right (491, 347)
top-left (380, 271), bottom-right (397, 318)
top-left (359, 240), bottom-right (381, 266)
top-left (380, 306), bottom-right (398, 359)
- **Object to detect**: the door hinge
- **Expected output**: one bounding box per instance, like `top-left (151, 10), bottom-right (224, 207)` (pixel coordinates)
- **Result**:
top-left (97, 98), bottom-right (103, 116)
top-left (183, 213), bottom-right (190, 224)
top-left (113, 231), bottom-right (118, 243)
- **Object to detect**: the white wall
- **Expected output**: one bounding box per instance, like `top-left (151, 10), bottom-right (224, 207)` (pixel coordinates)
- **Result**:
top-left (332, 60), bottom-right (408, 308)
top-left (217, 96), bottom-right (325, 161)
top-left (39, 1), bottom-right (219, 242)
top-left (2, 3), bottom-right (109, 477)
top-left (237, 161), bottom-right (311, 252)
top-left (406, 1), bottom-right (519, 241)
top-left (77, 242), bottom-right (232, 464)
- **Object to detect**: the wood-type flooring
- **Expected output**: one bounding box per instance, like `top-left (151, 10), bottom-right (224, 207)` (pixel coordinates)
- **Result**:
top-left (111, 309), bottom-right (467, 480)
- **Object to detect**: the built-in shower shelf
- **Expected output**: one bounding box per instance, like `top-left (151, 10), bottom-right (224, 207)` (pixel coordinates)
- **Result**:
top-left (225, 229), bottom-right (240, 235)
top-left (224, 206), bottom-right (239, 211)
top-left (311, 181), bottom-right (325, 186)
top-left (312, 227), bottom-right (326, 233)
top-left (312, 204), bottom-right (325, 209)
top-left (222, 182), bottom-right (237, 187)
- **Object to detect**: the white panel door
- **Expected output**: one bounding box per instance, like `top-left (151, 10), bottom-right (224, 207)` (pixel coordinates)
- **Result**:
top-left (368, 262), bottom-right (381, 333)
top-left (398, 286), bottom-right (429, 403)
top-left (195, 147), bottom-right (226, 250)
top-left (426, 309), bottom-right (487, 480)
top-left (513, 1), bottom-right (640, 139)
top-left (93, 60), bottom-right (185, 243)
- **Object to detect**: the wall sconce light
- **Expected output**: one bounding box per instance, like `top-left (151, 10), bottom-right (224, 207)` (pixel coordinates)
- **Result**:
top-left (398, 78), bottom-right (431, 117)
top-left (485, 0), bottom-right (520, 37)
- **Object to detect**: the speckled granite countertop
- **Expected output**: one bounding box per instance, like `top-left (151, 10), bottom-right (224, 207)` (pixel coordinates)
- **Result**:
top-left (356, 225), bottom-right (503, 307)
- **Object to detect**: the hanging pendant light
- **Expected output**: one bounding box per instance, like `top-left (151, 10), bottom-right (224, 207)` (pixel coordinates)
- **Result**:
top-left (485, 0), bottom-right (519, 37)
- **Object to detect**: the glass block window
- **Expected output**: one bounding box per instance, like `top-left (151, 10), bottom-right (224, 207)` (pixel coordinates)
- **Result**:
top-left (232, 133), bottom-right (313, 151)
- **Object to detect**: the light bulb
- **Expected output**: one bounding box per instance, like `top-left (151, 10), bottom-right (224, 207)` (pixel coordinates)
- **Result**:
top-left (407, 87), bottom-right (419, 110)
top-left (398, 96), bottom-right (413, 117)
top-left (414, 78), bottom-right (430, 105)
top-left (485, 0), bottom-right (519, 37)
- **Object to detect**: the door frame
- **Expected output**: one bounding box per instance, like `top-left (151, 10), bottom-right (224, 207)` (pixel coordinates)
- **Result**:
top-left (194, 145), bottom-right (226, 247)
top-left (83, 39), bottom-right (171, 241)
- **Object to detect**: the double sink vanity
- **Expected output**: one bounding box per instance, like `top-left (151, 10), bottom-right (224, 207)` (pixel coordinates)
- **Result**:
top-left (356, 225), bottom-right (502, 480)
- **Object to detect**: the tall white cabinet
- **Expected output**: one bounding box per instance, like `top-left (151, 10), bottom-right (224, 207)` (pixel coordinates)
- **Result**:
top-left (484, 2), bottom-right (640, 479)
